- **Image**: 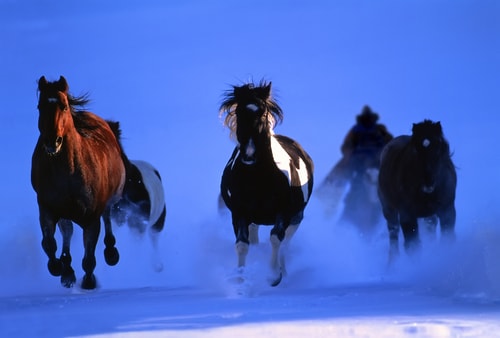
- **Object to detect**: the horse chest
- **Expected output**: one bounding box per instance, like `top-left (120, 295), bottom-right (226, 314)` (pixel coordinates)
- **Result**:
top-left (229, 163), bottom-right (288, 196)
top-left (34, 158), bottom-right (95, 210)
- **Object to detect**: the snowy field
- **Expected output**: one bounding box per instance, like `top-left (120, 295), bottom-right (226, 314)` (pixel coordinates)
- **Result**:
top-left (1, 1), bottom-right (500, 337)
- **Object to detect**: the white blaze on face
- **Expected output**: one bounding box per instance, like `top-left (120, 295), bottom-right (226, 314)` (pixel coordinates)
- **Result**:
top-left (245, 138), bottom-right (255, 158)
top-left (270, 136), bottom-right (311, 202)
top-left (47, 97), bottom-right (58, 103)
top-left (246, 103), bottom-right (259, 112)
top-left (422, 138), bottom-right (431, 147)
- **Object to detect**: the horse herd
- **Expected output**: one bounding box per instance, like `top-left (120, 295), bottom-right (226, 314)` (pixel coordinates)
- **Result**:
top-left (31, 76), bottom-right (457, 290)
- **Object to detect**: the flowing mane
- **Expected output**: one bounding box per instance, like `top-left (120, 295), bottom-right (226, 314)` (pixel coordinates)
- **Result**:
top-left (219, 80), bottom-right (283, 139)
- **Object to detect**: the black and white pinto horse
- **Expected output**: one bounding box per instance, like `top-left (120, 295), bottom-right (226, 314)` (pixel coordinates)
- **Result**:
top-left (378, 120), bottom-right (456, 262)
top-left (108, 122), bottom-right (167, 271)
top-left (220, 81), bottom-right (314, 286)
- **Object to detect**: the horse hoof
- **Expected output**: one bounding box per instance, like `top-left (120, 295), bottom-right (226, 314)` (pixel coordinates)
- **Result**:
top-left (153, 262), bottom-right (164, 273)
top-left (270, 272), bottom-right (283, 287)
top-left (61, 267), bottom-right (76, 288)
top-left (61, 273), bottom-right (76, 288)
top-left (104, 247), bottom-right (120, 266)
top-left (47, 259), bottom-right (63, 276)
top-left (81, 274), bottom-right (97, 290)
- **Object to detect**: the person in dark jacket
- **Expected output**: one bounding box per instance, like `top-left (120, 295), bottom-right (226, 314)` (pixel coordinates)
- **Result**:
top-left (325, 105), bottom-right (393, 185)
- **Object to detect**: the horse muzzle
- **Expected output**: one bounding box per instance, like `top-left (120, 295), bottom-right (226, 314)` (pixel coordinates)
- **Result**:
top-left (44, 136), bottom-right (63, 156)
top-left (240, 138), bottom-right (256, 165)
top-left (241, 154), bottom-right (256, 165)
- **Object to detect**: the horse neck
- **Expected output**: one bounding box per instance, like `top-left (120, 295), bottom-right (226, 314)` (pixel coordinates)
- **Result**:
top-left (253, 130), bottom-right (275, 160)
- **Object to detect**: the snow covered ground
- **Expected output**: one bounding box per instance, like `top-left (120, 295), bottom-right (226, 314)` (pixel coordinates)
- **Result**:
top-left (1, 1), bottom-right (500, 337)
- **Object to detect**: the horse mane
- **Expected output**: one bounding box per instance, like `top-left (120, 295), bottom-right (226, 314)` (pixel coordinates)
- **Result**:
top-left (219, 80), bottom-right (284, 139)
top-left (106, 120), bottom-right (132, 168)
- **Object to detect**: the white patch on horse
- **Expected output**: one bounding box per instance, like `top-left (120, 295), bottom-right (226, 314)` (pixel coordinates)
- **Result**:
top-left (228, 150), bottom-right (240, 170)
top-left (131, 160), bottom-right (165, 226)
top-left (270, 135), bottom-right (310, 202)
top-left (422, 138), bottom-right (431, 147)
top-left (246, 103), bottom-right (259, 112)
top-left (47, 97), bottom-right (58, 103)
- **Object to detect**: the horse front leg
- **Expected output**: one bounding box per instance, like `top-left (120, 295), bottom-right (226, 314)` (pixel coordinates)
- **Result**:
top-left (381, 204), bottom-right (400, 264)
top-left (400, 213), bottom-right (421, 255)
top-left (39, 209), bottom-right (63, 277)
top-left (233, 216), bottom-right (250, 268)
top-left (269, 215), bottom-right (290, 287)
top-left (81, 219), bottom-right (100, 290)
top-left (102, 206), bottom-right (119, 266)
top-left (57, 219), bottom-right (76, 287)
top-left (438, 204), bottom-right (456, 244)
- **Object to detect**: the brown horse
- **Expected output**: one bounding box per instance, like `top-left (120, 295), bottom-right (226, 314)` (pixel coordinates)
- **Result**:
top-left (31, 76), bottom-right (125, 289)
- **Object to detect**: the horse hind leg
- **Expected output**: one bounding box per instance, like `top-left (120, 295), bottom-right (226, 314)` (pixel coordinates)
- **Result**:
top-left (57, 219), bottom-right (76, 288)
top-left (149, 205), bottom-right (166, 272)
top-left (102, 206), bottom-right (120, 266)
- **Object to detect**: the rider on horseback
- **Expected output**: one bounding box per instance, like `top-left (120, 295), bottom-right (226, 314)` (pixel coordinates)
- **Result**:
top-left (326, 105), bottom-right (393, 185)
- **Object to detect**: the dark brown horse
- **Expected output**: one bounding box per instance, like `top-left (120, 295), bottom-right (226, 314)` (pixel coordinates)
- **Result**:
top-left (31, 76), bottom-right (125, 289)
top-left (378, 120), bottom-right (457, 262)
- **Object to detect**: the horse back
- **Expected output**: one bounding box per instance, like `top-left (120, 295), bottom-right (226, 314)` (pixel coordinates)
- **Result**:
top-left (78, 112), bottom-right (125, 203)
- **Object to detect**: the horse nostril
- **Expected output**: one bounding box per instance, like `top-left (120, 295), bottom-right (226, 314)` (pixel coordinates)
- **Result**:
top-left (55, 136), bottom-right (63, 147)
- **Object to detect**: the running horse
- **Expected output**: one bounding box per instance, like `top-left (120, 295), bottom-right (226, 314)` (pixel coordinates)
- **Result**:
top-left (378, 120), bottom-right (457, 262)
top-left (31, 76), bottom-right (125, 289)
top-left (107, 121), bottom-right (167, 272)
top-left (220, 81), bottom-right (314, 286)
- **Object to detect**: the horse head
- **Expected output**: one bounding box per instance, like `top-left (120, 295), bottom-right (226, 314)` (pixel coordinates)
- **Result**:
top-left (220, 80), bottom-right (283, 165)
top-left (410, 120), bottom-right (450, 193)
top-left (37, 76), bottom-right (72, 155)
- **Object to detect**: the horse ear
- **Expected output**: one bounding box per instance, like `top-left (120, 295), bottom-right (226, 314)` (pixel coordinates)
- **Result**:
top-left (436, 121), bottom-right (442, 133)
top-left (264, 81), bottom-right (272, 98)
top-left (233, 85), bottom-right (243, 99)
top-left (255, 81), bottom-right (271, 100)
top-left (57, 76), bottom-right (69, 92)
top-left (38, 76), bottom-right (47, 91)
